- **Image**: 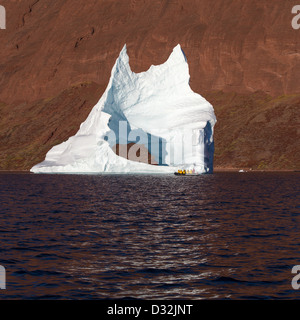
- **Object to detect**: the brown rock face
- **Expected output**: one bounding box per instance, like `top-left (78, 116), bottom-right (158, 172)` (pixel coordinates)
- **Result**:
top-left (112, 144), bottom-right (158, 165)
top-left (209, 91), bottom-right (300, 171)
top-left (0, 0), bottom-right (299, 170)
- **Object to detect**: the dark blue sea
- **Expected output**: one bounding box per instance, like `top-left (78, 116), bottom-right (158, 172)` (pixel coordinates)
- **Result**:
top-left (0, 171), bottom-right (299, 300)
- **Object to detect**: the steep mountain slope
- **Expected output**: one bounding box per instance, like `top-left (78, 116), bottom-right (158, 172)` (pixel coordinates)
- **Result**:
top-left (0, 0), bottom-right (299, 170)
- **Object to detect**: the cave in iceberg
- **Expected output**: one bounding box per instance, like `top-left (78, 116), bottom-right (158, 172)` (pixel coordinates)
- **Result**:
top-left (31, 44), bottom-right (216, 174)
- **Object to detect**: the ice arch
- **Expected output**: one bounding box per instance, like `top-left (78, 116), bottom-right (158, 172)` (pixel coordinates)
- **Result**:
top-left (31, 44), bottom-right (216, 174)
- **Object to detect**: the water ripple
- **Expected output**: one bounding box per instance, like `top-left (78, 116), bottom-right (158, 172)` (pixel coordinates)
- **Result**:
top-left (0, 172), bottom-right (299, 299)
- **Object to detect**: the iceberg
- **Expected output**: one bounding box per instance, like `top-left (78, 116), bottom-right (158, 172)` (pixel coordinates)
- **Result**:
top-left (31, 44), bottom-right (216, 174)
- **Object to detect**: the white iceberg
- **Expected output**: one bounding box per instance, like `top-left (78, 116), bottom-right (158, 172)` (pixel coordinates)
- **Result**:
top-left (31, 44), bottom-right (216, 174)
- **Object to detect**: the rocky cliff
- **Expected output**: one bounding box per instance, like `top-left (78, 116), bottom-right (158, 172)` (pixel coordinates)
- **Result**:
top-left (0, 0), bottom-right (299, 170)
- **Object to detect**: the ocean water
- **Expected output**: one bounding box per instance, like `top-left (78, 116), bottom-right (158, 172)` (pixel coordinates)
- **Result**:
top-left (0, 171), bottom-right (299, 300)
